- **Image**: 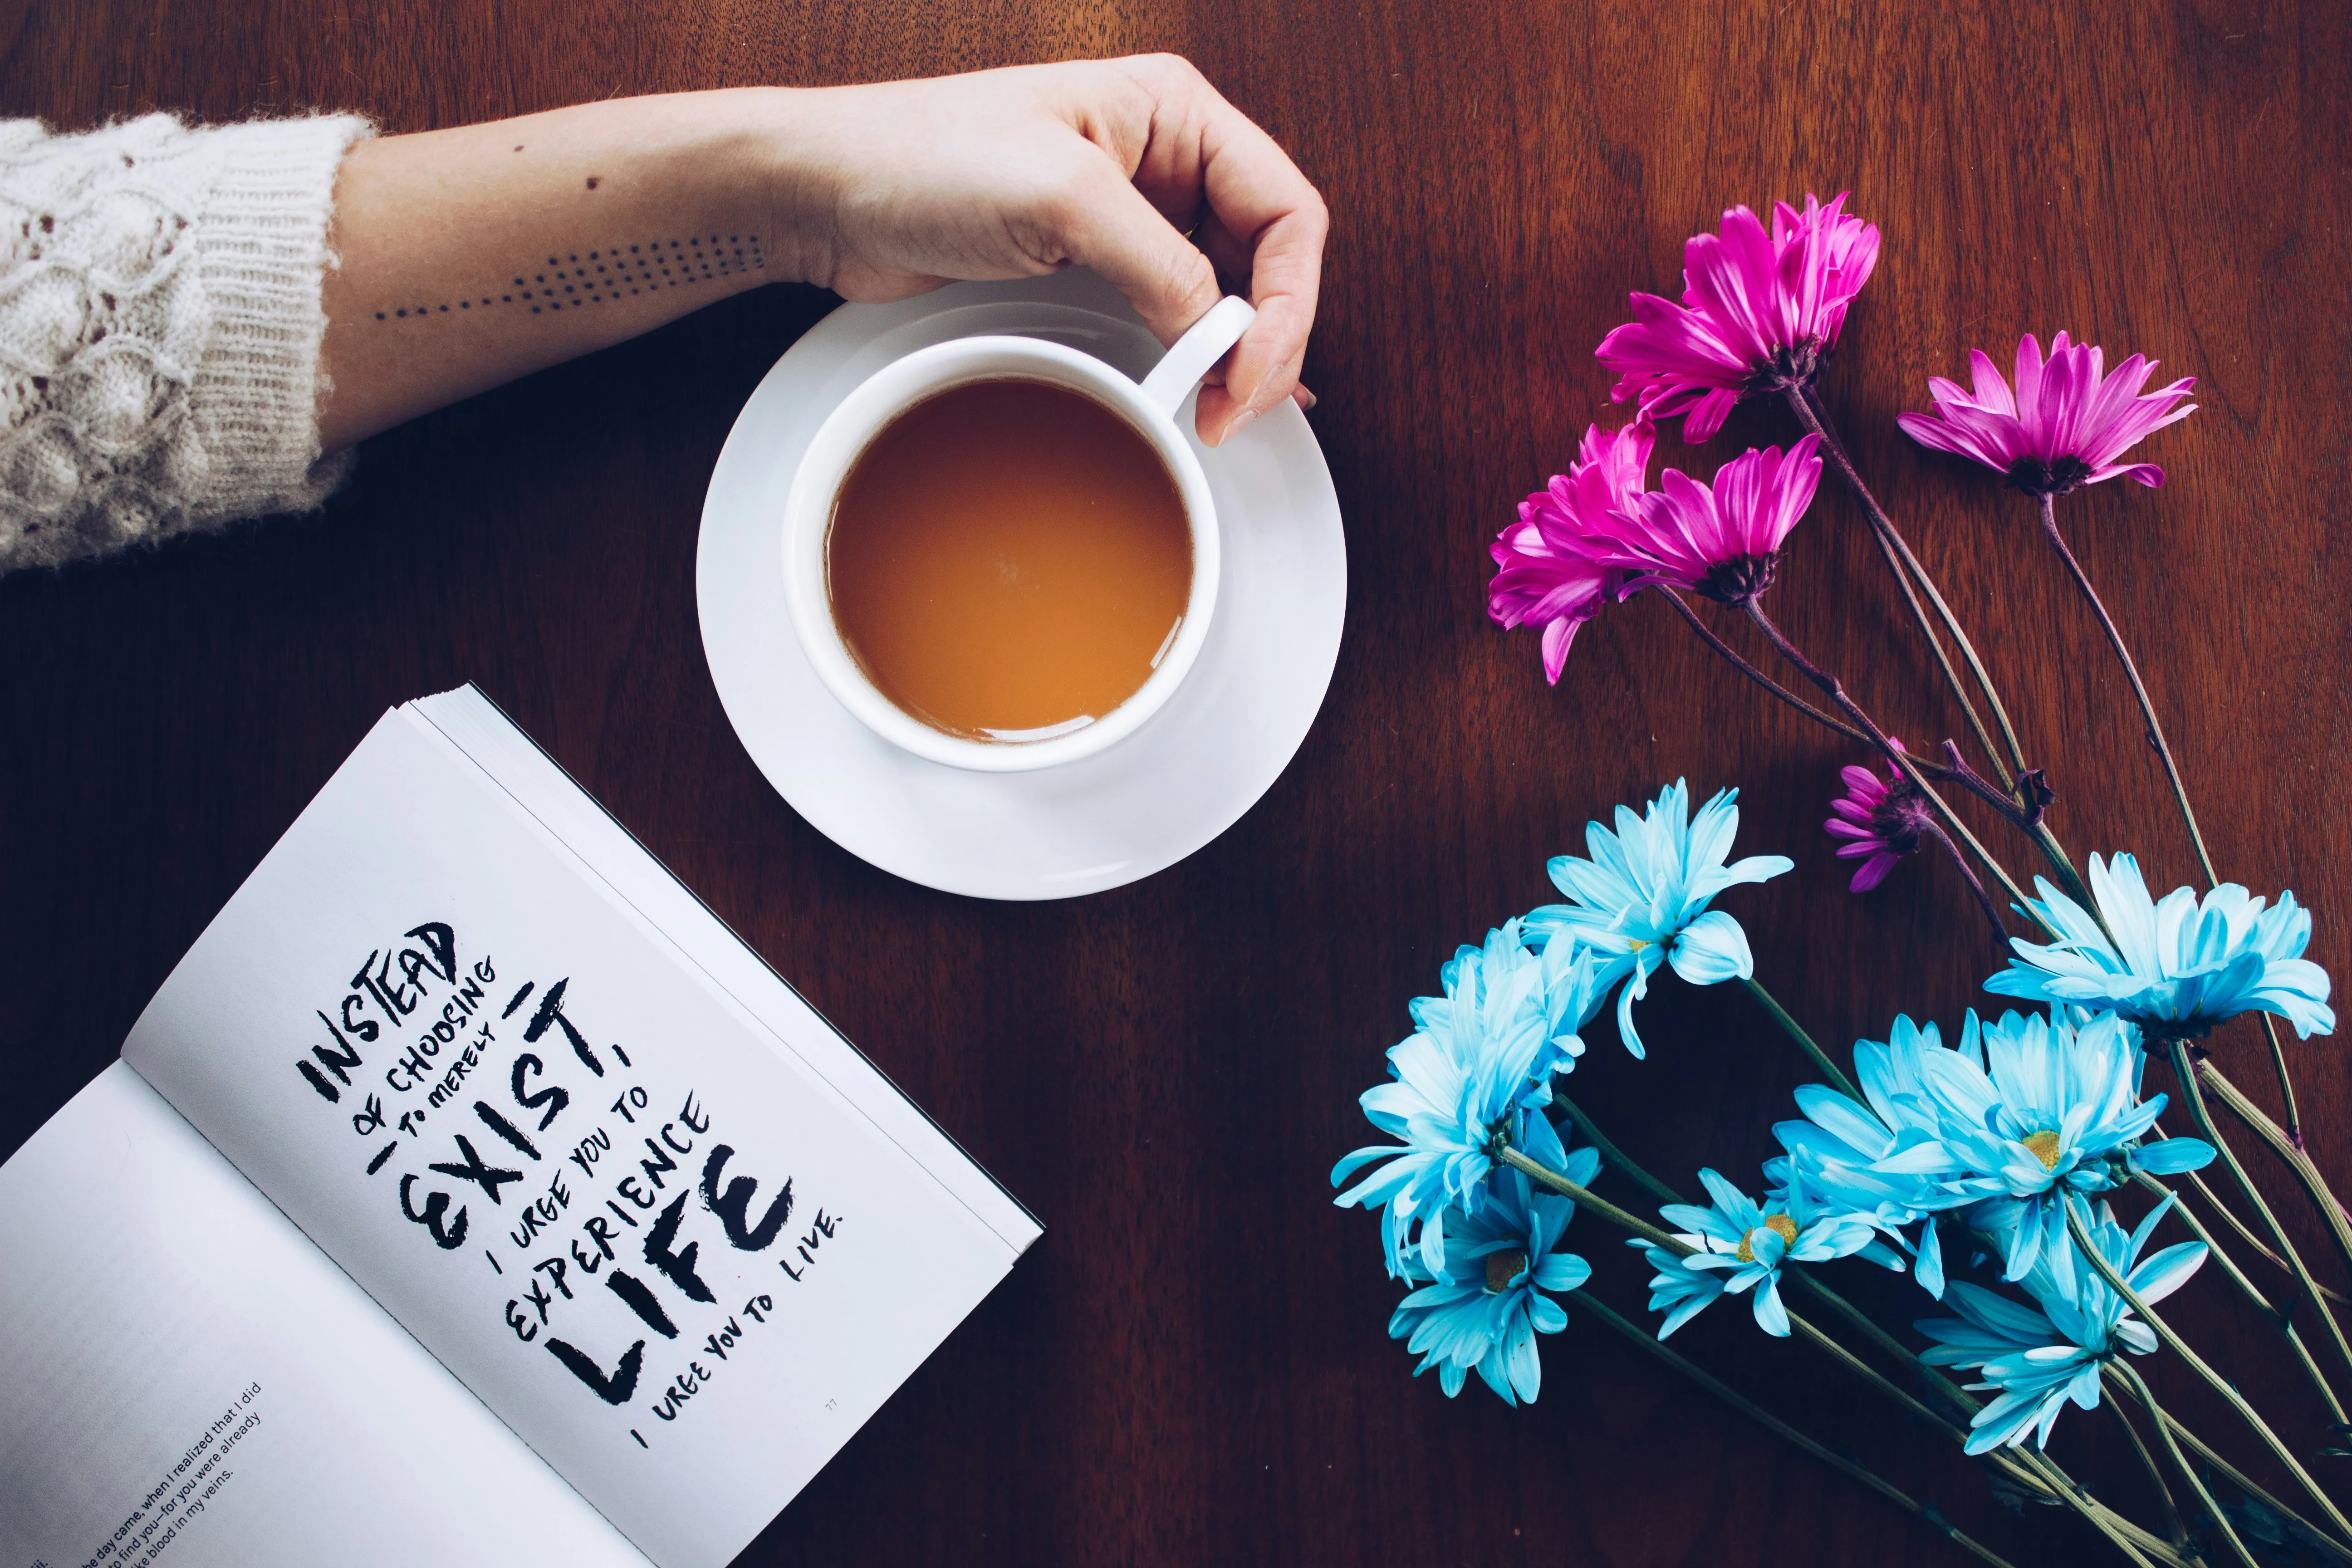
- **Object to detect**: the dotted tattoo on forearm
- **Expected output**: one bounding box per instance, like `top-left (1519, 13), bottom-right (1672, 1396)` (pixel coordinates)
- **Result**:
top-left (371, 235), bottom-right (765, 322)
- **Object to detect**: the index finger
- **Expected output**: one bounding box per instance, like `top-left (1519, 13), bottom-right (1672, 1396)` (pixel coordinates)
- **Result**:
top-left (1187, 104), bottom-right (1327, 440)
top-left (1112, 60), bottom-right (1327, 442)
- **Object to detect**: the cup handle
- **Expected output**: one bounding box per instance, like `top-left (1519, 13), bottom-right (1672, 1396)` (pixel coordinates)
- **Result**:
top-left (1137, 294), bottom-right (1258, 420)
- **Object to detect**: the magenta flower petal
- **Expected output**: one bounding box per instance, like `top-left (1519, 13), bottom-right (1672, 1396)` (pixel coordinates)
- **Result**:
top-left (1597, 192), bottom-right (1879, 441)
top-left (1899, 331), bottom-right (2196, 496)
top-left (1578, 435), bottom-right (1823, 604)
top-left (1821, 740), bottom-right (1929, 895)
top-left (1849, 852), bottom-right (1903, 894)
top-left (1488, 422), bottom-right (1656, 683)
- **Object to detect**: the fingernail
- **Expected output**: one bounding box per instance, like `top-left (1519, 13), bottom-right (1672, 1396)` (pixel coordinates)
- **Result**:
top-left (1223, 407), bottom-right (1258, 443)
top-left (1297, 385), bottom-right (1318, 412)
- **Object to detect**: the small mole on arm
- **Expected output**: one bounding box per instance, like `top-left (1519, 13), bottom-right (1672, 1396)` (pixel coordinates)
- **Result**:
top-left (513, 144), bottom-right (524, 152)
top-left (586, 176), bottom-right (600, 190)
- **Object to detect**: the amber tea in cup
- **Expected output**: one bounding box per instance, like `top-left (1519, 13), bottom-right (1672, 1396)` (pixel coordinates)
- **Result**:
top-left (825, 378), bottom-right (1194, 743)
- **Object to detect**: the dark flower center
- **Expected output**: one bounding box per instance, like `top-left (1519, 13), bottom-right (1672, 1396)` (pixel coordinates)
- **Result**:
top-left (1869, 779), bottom-right (1934, 853)
top-left (1484, 1249), bottom-right (1529, 1294)
top-left (2005, 453), bottom-right (2094, 498)
top-left (1696, 552), bottom-right (1777, 607)
top-left (1742, 338), bottom-right (1824, 396)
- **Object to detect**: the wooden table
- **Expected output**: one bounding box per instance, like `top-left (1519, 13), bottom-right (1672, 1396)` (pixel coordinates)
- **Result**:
top-left (6, 3), bottom-right (2348, 1563)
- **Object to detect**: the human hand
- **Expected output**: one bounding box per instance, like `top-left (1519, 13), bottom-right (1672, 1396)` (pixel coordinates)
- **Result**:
top-left (769, 56), bottom-right (1328, 444)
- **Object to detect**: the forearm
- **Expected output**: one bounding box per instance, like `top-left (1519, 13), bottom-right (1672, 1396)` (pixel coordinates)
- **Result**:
top-left (318, 91), bottom-right (797, 450)
top-left (318, 61), bottom-right (1324, 453)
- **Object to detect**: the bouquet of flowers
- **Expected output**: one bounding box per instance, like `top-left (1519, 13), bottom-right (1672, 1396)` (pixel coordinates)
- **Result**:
top-left (1333, 194), bottom-right (2344, 1568)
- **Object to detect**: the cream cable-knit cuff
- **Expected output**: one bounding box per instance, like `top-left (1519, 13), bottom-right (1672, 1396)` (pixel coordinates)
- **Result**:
top-left (0, 111), bottom-right (372, 574)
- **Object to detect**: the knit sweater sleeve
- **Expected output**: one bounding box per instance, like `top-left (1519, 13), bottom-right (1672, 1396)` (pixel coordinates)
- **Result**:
top-left (0, 112), bottom-right (372, 574)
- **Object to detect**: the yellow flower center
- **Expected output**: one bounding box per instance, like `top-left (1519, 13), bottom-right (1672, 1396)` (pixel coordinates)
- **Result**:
top-left (1484, 1248), bottom-right (1529, 1294)
top-left (1736, 1213), bottom-right (1799, 1263)
top-left (1627, 936), bottom-right (1653, 953)
top-left (2023, 1130), bottom-right (2064, 1171)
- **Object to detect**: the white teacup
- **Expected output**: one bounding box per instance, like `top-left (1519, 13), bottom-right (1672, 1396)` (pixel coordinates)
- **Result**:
top-left (783, 295), bottom-right (1254, 774)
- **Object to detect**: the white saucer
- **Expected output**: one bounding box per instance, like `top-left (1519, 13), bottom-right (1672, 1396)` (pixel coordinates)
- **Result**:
top-left (695, 269), bottom-right (1347, 901)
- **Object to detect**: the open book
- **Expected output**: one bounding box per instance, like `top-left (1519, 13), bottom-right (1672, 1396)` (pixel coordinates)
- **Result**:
top-left (0, 686), bottom-right (1041, 1568)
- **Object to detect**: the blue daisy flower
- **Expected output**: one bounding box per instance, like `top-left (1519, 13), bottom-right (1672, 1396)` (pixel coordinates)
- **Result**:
top-left (1333, 922), bottom-right (1582, 1275)
top-left (1874, 1009), bottom-right (2213, 1282)
top-left (1522, 780), bottom-right (1793, 1058)
top-left (1918, 1195), bottom-right (2207, 1455)
top-left (1988, 852), bottom-right (2335, 1042)
top-left (1387, 1130), bottom-right (1599, 1405)
top-left (1769, 1014), bottom-right (1996, 1298)
top-left (1634, 1166), bottom-right (1881, 1338)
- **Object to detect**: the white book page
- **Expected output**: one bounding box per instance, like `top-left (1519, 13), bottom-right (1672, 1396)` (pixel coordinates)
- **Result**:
top-left (121, 712), bottom-right (1021, 1568)
top-left (0, 1062), bottom-right (652, 1568)
top-left (409, 686), bottom-right (1040, 1254)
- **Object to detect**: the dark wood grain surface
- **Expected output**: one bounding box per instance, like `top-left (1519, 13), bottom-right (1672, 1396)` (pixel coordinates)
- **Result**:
top-left (5, 3), bottom-right (2348, 1563)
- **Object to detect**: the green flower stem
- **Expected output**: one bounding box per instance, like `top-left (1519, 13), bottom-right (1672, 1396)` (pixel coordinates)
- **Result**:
top-left (1538, 1101), bottom-right (1991, 1421)
top-left (1791, 385), bottom-right (2100, 914)
top-left (2166, 1041), bottom-right (2352, 1393)
top-left (2060, 1199), bottom-right (2352, 1543)
top-left (1549, 1094), bottom-right (1685, 1209)
top-left (1739, 976), bottom-right (1864, 1103)
top-left (1654, 588), bottom-right (1882, 752)
top-left (1784, 1310), bottom-right (1977, 1439)
top-left (1494, 1145), bottom-right (1698, 1250)
top-left (1741, 601), bottom-right (2054, 941)
top-left (1500, 1132), bottom-right (2169, 1553)
top-left (2033, 493), bottom-right (2214, 885)
top-left (2023, 819), bottom-right (2099, 916)
top-left (2131, 1167), bottom-right (2350, 1425)
top-left (1494, 1146), bottom-right (1974, 1441)
top-left (1785, 387), bottom-right (2026, 781)
top-left (2103, 1365), bottom-right (2352, 1564)
top-left (1654, 588), bottom-right (1987, 793)
top-left (2104, 1391), bottom-right (2195, 1560)
top-left (2031, 490), bottom-right (2311, 1152)
top-left (2155, 1156), bottom-right (2352, 1310)
top-left (1924, 818), bottom-right (2014, 948)
top-left (1578, 1294), bottom-right (2026, 1568)
top-left (2111, 1359), bottom-right (2262, 1568)
top-left (2014, 1450), bottom-right (2166, 1568)
top-left (2190, 1050), bottom-right (2352, 1282)
top-left (2260, 1013), bottom-right (2305, 1149)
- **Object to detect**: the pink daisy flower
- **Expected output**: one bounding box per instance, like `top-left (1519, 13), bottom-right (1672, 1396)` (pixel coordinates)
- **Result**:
top-left (1489, 421), bottom-right (1654, 684)
top-left (1895, 332), bottom-right (2196, 496)
top-left (1823, 740), bottom-right (1931, 892)
top-left (1596, 194), bottom-right (1881, 442)
top-left (1580, 435), bottom-right (1823, 606)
